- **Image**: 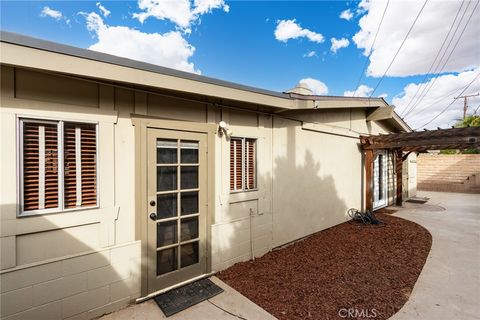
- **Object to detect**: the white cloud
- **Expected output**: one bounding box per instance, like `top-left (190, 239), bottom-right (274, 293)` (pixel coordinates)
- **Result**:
top-left (357, 0), bottom-right (371, 14)
top-left (393, 68), bottom-right (480, 129)
top-left (193, 0), bottom-right (229, 14)
top-left (353, 0), bottom-right (480, 77)
top-left (96, 2), bottom-right (111, 17)
top-left (299, 78), bottom-right (329, 95)
top-left (40, 6), bottom-right (63, 20)
top-left (340, 9), bottom-right (353, 21)
top-left (303, 51), bottom-right (317, 58)
top-left (83, 12), bottom-right (198, 74)
top-left (330, 37), bottom-right (350, 53)
top-left (133, 0), bottom-right (228, 32)
top-left (275, 19), bottom-right (324, 43)
top-left (344, 84), bottom-right (373, 97)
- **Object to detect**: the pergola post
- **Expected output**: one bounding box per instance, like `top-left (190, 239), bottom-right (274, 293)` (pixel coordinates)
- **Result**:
top-left (365, 149), bottom-right (374, 212)
top-left (395, 149), bottom-right (403, 206)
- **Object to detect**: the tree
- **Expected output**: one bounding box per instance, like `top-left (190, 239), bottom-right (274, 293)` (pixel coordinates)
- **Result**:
top-left (455, 115), bottom-right (480, 128)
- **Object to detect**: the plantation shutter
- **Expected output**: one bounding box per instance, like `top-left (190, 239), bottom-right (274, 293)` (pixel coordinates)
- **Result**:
top-left (64, 123), bottom-right (97, 208)
top-left (44, 124), bottom-right (59, 209)
top-left (230, 138), bottom-right (256, 191)
top-left (230, 138), bottom-right (243, 190)
top-left (80, 123), bottom-right (97, 206)
top-left (245, 139), bottom-right (256, 190)
top-left (64, 124), bottom-right (77, 208)
top-left (22, 121), bottom-right (59, 211)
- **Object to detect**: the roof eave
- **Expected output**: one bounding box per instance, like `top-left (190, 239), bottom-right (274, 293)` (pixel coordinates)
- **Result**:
top-left (0, 31), bottom-right (293, 110)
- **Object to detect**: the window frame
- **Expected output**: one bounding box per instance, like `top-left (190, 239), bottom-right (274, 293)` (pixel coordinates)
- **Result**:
top-left (230, 136), bottom-right (257, 193)
top-left (17, 116), bottom-right (100, 217)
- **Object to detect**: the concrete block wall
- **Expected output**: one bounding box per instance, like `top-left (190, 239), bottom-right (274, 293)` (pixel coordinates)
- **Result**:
top-left (417, 154), bottom-right (480, 193)
top-left (0, 241), bottom-right (141, 320)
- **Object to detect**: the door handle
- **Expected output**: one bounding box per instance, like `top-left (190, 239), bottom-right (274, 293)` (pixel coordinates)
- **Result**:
top-left (150, 200), bottom-right (156, 207)
top-left (149, 213), bottom-right (157, 221)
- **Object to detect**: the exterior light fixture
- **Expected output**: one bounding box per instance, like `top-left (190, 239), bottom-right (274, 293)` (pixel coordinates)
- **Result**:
top-left (218, 121), bottom-right (233, 138)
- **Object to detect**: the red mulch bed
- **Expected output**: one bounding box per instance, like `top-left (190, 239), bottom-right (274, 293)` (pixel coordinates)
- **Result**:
top-left (217, 214), bottom-right (432, 320)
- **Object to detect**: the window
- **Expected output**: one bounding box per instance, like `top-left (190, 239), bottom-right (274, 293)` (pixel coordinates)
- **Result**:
top-left (19, 119), bottom-right (97, 214)
top-left (230, 137), bottom-right (256, 191)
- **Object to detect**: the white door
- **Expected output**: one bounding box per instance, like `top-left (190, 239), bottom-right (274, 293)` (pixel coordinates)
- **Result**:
top-left (373, 151), bottom-right (388, 209)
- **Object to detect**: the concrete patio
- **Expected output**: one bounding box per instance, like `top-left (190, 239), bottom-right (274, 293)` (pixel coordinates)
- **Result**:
top-left (391, 191), bottom-right (480, 320)
top-left (100, 191), bottom-right (479, 320)
top-left (98, 276), bottom-right (276, 320)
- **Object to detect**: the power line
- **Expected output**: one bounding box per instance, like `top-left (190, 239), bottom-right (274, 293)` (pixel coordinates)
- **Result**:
top-left (369, 0), bottom-right (429, 97)
top-left (454, 93), bottom-right (480, 119)
top-left (352, 0), bottom-right (390, 97)
top-left (415, 73), bottom-right (479, 129)
top-left (400, 0), bottom-right (466, 117)
top-left (474, 104), bottom-right (480, 115)
top-left (405, 84), bottom-right (466, 119)
top-left (403, 0), bottom-right (479, 116)
top-left (402, 1), bottom-right (471, 117)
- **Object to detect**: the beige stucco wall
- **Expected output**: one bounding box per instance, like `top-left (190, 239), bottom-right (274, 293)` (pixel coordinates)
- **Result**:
top-left (271, 117), bottom-right (362, 246)
top-left (405, 152), bottom-right (417, 198)
top-left (0, 64), bottom-right (414, 319)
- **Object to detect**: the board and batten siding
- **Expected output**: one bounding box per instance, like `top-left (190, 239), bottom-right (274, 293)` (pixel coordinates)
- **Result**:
top-left (0, 66), bottom-right (274, 319)
top-left (1, 65), bottom-right (142, 320)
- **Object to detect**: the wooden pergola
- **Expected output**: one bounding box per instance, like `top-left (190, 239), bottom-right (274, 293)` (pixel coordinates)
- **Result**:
top-left (360, 126), bottom-right (480, 212)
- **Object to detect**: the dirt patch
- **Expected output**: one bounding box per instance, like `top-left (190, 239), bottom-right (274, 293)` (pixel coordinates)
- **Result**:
top-left (217, 214), bottom-right (432, 320)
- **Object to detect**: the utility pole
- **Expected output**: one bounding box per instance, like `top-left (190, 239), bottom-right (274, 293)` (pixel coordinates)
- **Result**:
top-left (454, 93), bottom-right (479, 119)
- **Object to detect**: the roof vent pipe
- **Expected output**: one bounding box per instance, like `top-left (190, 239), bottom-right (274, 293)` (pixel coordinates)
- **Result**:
top-left (285, 82), bottom-right (313, 95)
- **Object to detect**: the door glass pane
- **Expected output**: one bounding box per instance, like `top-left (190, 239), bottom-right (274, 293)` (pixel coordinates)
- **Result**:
top-left (180, 166), bottom-right (198, 189)
top-left (157, 166), bottom-right (177, 191)
top-left (181, 217), bottom-right (199, 241)
top-left (181, 191), bottom-right (198, 215)
top-left (157, 247), bottom-right (178, 275)
top-left (378, 155), bottom-right (384, 200)
top-left (157, 220), bottom-right (177, 248)
top-left (181, 242), bottom-right (199, 268)
top-left (157, 140), bottom-right (177, 164)
top-left (180, 141), bottom-right (199, 164)
top-left (157, 193), bottom-right (177, 219)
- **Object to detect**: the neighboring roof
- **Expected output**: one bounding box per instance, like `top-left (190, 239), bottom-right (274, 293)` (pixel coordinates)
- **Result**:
top-left (0, 31), bottom-right (412, 132)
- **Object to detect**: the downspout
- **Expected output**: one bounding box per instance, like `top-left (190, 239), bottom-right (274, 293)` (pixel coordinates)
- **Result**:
top-left (249, 208), bottom-right (255, 261)
top-left (361, 148), bottom-right (365, 212)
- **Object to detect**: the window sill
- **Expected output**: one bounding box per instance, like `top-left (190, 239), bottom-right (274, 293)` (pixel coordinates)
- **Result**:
top-left (230, 188), bottom-right (258, 195)
top-left (229, 189), bottom-right (260, 204)
top-left (18, 205), bottom-right (100, 218)
top-left (1, 206), bottom-right (109, 237)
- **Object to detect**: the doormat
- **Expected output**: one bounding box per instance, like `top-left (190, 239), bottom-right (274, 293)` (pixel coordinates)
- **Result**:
top-left (153, 278), bottom-right (224, 317)
top-left (375, 208), bottom-right (398, 214)
top-left (406, 197), bottom-right (429, 204)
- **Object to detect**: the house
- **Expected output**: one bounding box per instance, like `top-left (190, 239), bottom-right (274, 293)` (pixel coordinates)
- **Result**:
top-left (0, 31), bottom-right (416, 320)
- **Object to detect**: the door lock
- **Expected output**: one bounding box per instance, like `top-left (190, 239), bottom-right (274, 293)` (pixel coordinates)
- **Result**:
top-left (149, 213), bottom-right (157, 221)
top-left (150, 200), bottom-right (156, 207)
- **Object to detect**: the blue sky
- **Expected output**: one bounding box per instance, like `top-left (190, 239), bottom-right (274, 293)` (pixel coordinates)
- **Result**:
top-left (1, 0), bottom-right (479, 129)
